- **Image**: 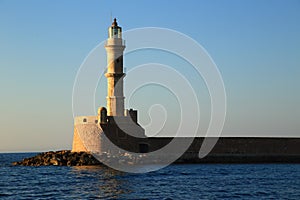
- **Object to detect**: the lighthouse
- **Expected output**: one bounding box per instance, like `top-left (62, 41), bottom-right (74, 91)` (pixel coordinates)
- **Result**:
top-left (72, 18), bottom-right (146, 153)
top-left (105, 18), bottom-right (126, 116)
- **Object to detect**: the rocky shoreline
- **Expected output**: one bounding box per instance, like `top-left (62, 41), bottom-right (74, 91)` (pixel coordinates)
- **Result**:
top-left (12, 150), bottom-right (101, 166)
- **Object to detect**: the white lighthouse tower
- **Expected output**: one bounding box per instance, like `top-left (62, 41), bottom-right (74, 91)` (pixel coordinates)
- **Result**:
top-left (105, 18), bottom-right (126, 116)
top-left (72, 18), bottom-right (146, 153)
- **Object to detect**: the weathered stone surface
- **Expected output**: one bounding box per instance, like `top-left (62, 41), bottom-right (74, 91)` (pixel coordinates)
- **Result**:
top-left (12, 150), bottom-right (101, 166)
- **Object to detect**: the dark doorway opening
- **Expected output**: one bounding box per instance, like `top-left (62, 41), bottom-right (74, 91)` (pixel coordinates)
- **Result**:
top-left (139, 143), bottom-right (149, 153)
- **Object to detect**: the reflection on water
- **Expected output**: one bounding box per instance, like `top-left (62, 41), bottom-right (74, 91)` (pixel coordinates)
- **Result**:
top-left (70, 165), bottom-right (131, 199)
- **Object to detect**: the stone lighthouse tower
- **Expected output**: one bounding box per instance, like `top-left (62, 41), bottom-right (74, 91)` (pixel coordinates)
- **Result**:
top-left (105, 18), bottom-right (125, 116)
top-left (72, 18), bottom-right (146, 153)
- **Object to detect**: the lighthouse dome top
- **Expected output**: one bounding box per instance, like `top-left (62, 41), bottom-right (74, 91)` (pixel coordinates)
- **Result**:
top-left (111, 18), bottom-right (118, 27)
top-left (108, 18), bottom-right (122, 39)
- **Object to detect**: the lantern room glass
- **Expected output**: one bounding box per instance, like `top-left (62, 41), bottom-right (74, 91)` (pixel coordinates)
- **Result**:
top-left (109, 27), bottom-right (122, 38)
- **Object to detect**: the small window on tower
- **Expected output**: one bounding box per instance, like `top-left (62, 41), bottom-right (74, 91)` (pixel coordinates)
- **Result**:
top-left (116, 58), bottom-right (119, 63)
top-left (83, 118), bottom-right (87, 123)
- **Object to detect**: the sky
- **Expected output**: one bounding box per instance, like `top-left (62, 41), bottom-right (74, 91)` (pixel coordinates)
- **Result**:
top-left (0, 0), bottom-right (299, 152)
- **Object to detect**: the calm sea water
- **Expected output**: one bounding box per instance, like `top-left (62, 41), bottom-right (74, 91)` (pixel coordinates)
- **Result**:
top-left (0, 153), bottom-right (299, 199)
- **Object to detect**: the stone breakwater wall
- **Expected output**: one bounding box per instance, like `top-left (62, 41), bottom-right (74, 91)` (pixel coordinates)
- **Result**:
top-left (12, 138), bottom-right (300, 166)
top-left (12, 150), bottom-right (101, 166)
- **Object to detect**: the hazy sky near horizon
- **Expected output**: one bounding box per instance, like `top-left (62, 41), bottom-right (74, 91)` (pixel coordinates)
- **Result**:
top-left (0, 0), bottom-right (299, 152)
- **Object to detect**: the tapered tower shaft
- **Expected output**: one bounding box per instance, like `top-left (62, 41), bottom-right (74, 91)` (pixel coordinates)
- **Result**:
top-left (105, 18), bottom-right (126, 116)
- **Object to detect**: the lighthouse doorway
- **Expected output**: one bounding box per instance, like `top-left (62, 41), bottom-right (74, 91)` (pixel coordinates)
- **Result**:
top-left (139, 143), bottom-right (149, 153)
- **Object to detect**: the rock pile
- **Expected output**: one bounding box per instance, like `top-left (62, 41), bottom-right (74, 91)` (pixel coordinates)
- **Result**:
top-left (12, 150), bottom-right (101, 166)
top-left (12, 150), bottom-right (170, 166)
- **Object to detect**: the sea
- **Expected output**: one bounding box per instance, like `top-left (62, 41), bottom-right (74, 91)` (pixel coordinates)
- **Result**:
top-left (0, 153), bottom-right (299, 199)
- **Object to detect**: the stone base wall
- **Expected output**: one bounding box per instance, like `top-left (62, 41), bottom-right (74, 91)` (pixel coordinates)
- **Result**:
top-left (72, 117), bottom-right (300, 157)
top-left (72, 124), bottom-right (103, 153)
top-left (72, 116), bottom-right (101, 152)
top-left (71, 126), bottom-right (88, 152)
top-left (72, 115), bottom-right (146, 153)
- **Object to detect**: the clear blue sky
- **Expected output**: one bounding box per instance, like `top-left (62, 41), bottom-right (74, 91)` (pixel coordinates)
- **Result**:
top-left (0, 0), bottom-right (299, 152)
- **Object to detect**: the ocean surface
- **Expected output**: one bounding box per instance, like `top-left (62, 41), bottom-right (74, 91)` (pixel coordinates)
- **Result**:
top-left (0, 153), bottom-right (300, 199)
